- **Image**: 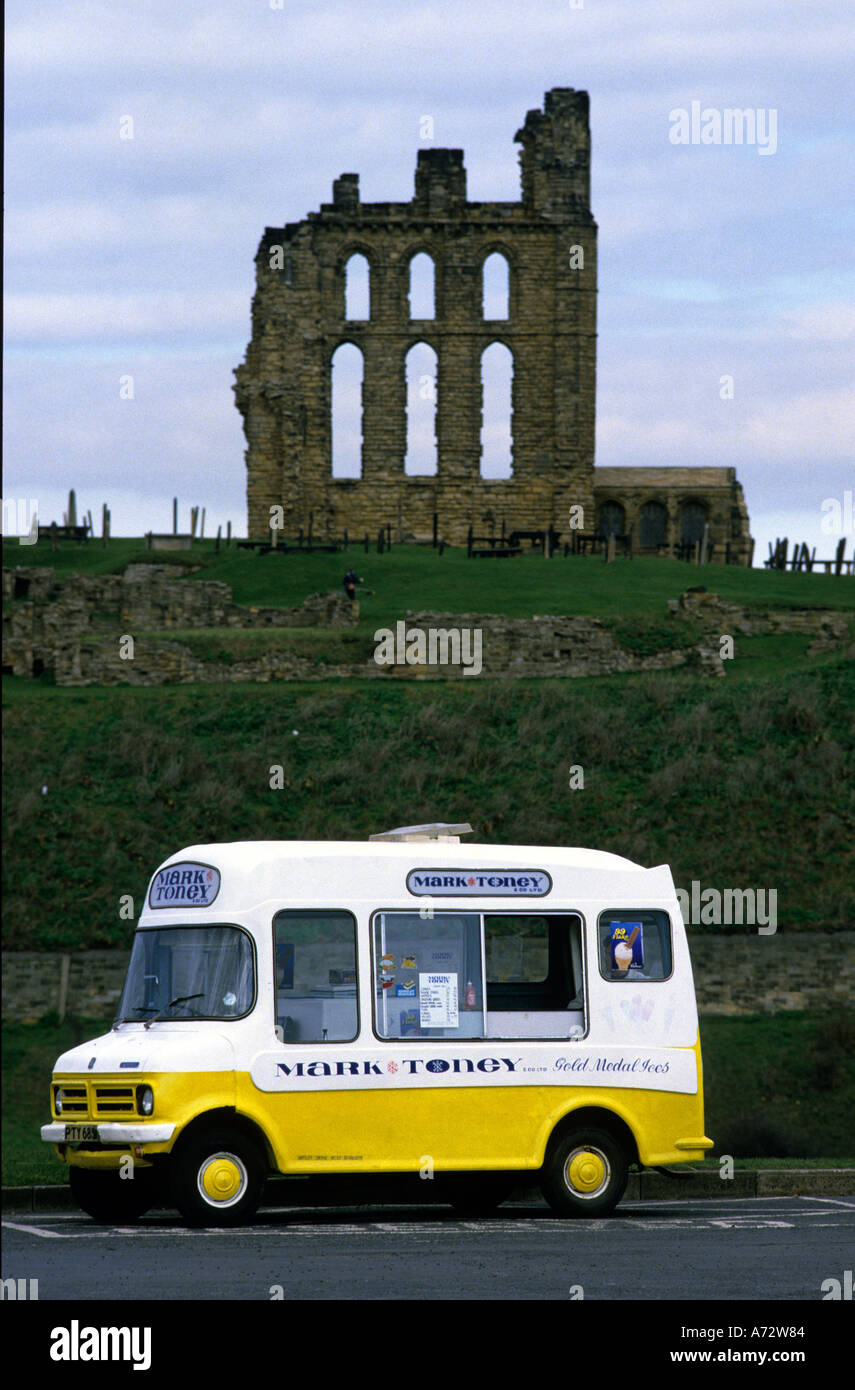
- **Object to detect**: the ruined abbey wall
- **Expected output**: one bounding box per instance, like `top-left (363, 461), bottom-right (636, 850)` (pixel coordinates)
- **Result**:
top-left (235, 90), bottom-right (597, 544)
top-left (235, 89), bottom-right (753, 562)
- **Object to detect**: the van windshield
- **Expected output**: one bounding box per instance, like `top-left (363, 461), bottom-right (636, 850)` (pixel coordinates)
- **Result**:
top-left (116, 926), bottom-right (254, 1023)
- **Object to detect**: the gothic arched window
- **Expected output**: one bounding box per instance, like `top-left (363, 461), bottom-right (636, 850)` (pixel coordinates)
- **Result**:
top-left (480, 342), bottom-right (513, 478)
top-left (598, 502), bottom-right (625, 538)
top-left (405, 342), bottom-right (438, 475)
top-left (408, 253), bottom-right (435, 320)
top-left (344, 254), bottom-right (370, 320)
top-left (482, 253), bottom-right (510, 320)
top-left (640, 501), bottom-right (667, 548)
top-left (681, 502), bottom-right (708, 545)
top-left (331, 343), bottom-right (363, 478)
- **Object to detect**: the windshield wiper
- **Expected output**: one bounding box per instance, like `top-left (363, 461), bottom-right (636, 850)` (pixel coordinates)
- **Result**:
top-left (113, 1007), bottom-right (158, 1028)
top-left (143, 994), bottom-right (204, 1029)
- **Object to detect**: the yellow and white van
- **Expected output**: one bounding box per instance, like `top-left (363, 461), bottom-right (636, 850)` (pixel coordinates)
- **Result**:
top-left (43, 824), bottom-right (712, 1225)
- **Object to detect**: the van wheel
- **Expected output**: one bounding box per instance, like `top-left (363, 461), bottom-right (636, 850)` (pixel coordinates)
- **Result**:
top-left (541, 1128), bottom-right (628, 1217)
top-left (170, 1128), bottom-right (265, 1227)
top-left (70, 1166), bottom-right (157, 1224)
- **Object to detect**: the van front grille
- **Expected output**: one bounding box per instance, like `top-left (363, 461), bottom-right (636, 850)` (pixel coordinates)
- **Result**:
top-left (93, 1085), bottom-right (136, 1116)
top-left (53, 1081), bottom-right (141, 1119)
top-left (55, 1085), bottom-right (88, 1116)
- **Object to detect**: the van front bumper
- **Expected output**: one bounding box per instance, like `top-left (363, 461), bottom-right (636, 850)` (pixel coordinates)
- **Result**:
top-left (41, 1123), bottom-right (175, 1144)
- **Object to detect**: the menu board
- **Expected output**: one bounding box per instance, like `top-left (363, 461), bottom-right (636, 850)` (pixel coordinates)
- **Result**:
top-left (419, 973), bottom-right (458, 1028)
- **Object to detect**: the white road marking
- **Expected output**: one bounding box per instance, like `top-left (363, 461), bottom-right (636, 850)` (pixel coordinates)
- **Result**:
top-left (2, 1220), bottom-right (69, 1239)
top-left (5, 1214), bottom-right (843, 1239)
top-left (708, 1219), bottom-right (794, 1229)
top-left (798, 1195), bottom-right (855, 1209)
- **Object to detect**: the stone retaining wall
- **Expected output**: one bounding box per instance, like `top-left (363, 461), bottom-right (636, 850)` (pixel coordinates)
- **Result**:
top-left (3, 565), bottom-right (358, 681)
top-left (4, 567), bottom-right (851, 687)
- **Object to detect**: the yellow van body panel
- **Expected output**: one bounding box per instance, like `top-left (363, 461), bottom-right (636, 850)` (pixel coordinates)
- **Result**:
top-left (54, 1036), bottom-right (709, 1172)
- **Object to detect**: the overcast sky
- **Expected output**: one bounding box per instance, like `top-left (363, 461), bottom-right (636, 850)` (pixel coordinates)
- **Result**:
top-left (4, 0), bottom-right (854, 563)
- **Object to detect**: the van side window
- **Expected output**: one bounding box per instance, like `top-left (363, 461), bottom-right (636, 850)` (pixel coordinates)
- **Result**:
top-left (597, 910), bottom-right (672, 982)
top-left (372, 911), bottom-right (586, 1041)
top-left (273, 910), bottom-right (358, 1042)
top-left (373, 913), bottom-right (483, 1039)
top-left (485, 914), bottom-right (585, 1039)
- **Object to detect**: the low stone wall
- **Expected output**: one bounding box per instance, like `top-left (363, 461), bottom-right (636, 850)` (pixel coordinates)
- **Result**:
top-left (4, 567), bottom-right (851, 686)
top-left (3, 565), bottom-right (358, 680)
top-left (671, 588), bottom-right (853, 653)
top-left (690, 931), bottom-right (855, 1015)
top-left (3, 950), bottom-right (132, 1024)
top-left (50, 640), bottom-right (369, 687)
top-left (4, 934), bottom-right (853, 1023)
top-left (389, 610), bottom-right (724, 679)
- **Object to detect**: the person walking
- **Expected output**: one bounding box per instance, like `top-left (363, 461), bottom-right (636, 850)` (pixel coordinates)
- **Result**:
top-left (343, 567), bottom-right (362, 602)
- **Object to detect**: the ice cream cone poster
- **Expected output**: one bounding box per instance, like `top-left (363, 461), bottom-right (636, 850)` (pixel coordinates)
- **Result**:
top-left (611, 922), bottom-right (643, 972)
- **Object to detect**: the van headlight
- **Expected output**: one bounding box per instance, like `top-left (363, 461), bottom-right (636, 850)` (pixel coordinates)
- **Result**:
top-left (54, 1087), bottom-right (63, 1115)
top-left (137, 1085), bottom-right (154, 1116)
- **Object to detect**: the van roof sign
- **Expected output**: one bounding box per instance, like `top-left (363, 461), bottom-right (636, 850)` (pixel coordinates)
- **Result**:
top-left (407, 868), bottom-right (551, 896)
top-left (148, 862), bottom-right (221, 909)
top-left (371, 823), bottom-right (474, 843)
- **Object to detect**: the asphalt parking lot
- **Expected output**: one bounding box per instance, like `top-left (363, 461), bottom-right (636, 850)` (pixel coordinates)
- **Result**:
top-left (4, 1193), bottom-right (854, 1301)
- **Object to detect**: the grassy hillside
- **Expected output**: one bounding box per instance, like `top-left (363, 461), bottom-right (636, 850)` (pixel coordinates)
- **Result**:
top-left (7, 535), bottom-right (855, 621)
top-left (4, 539), bottom-right (854, 949)
top-left (4, 658), bottom-right (853, 949)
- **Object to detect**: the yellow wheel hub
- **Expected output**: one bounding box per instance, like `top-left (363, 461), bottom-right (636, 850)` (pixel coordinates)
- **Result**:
top-left (200, 1155), bottom-right (245, 1204)
top-left (567, 1149), bottom-right (607, 1193)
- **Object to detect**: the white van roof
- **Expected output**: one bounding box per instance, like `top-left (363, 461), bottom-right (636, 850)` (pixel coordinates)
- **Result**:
top-left (142, 840), bottom-right (677, 920)
top-left (159, 839), bottom-right (645, 872)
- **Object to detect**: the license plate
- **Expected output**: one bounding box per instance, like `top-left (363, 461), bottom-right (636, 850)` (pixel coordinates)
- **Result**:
top-left (65, 1125), bottom-right (98, 1142)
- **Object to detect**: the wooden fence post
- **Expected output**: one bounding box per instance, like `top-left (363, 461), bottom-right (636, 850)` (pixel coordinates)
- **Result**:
top-left (57, 953), bottom-right (71, 1023)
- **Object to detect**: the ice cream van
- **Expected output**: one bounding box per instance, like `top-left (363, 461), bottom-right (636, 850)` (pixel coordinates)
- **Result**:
top-left (42, 823), bottom-right (712, 1225)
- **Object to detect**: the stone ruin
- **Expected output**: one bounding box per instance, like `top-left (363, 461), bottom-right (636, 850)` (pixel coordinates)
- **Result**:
top-left (234, 88), bottom-right (754, 563)
top-left (3, 564), bottom-right (357, 685)
top-left (5, 565), bottom-right (848, 686)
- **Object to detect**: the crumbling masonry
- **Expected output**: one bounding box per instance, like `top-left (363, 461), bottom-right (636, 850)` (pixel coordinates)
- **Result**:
top-left (234, 89), bottom-right (753, 561)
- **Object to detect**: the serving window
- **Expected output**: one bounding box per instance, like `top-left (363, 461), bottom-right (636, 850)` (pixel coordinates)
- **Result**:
top-left (597, 909), bottom-right (673, 982)
top-left (374, 913), bottom-right (483, 1040)
top-left (273, 910), bottom-right (358, 1042)
top-left (373, 911), bottom-right (585, 1040)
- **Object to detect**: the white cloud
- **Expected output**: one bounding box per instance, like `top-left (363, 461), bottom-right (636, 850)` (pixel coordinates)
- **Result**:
top-left (781, 302), bottom-right (855, 341)
top-left (5, 291), bottom-right (248, 342)
top-left (744, 390), bottom-right (855, 458)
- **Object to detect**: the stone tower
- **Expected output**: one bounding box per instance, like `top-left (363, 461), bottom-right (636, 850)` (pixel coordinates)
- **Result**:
top-left (234, 89), bottom-right (597, 543)
top-left (235, 88), bottom-right (753, 563)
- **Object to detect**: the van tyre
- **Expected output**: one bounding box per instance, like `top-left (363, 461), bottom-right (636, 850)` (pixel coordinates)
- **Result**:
top-left (70, 1165), bottom-right (157, 1224)
top-left (541, 1128), bottom-right (628, 1217)
top-left (170, 1128), bottom-right (265, 1227)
